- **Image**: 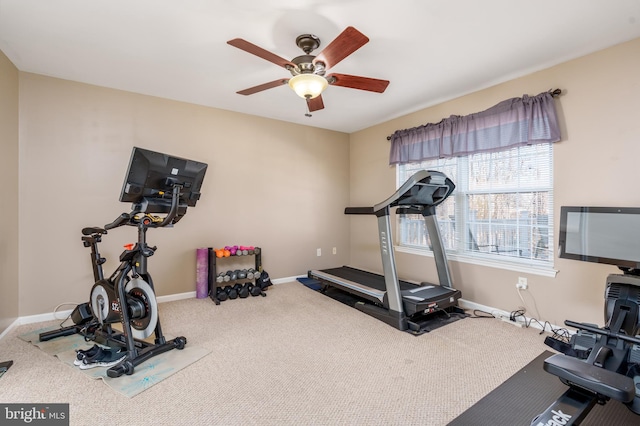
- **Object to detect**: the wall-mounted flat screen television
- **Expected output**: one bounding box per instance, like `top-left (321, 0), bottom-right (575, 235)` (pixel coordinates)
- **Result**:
top-left (558, 206), bottom-right (640, 271)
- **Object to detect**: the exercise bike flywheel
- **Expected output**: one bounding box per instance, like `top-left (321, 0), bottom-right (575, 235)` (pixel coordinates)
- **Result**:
top-left (125, 277), bottom-right (159, 339)
top-left (90, 277), bottom-right (159, 340)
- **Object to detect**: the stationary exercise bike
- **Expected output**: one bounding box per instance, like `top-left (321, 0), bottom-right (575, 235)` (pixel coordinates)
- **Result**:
top-left (40, 147), bottom-right (207, 378)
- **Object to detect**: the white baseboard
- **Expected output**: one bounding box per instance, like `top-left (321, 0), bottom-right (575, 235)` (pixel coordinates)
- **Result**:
top-left (0, 317), bottom-right (21, 340)
top-left (1, 278), bottom-right (300, 341)
top-left (0, 275), bottom-right (334, 343)
top-left (459, 298), bottom-right (564, 334)
top-left (17, 309), bottom-right (75, 326)
top-left (272, 276), bottom-right (299, 285)
top-left (458, 298), bottom-right (513, 320)
top-left (156, 291), bottom-right (196, 303)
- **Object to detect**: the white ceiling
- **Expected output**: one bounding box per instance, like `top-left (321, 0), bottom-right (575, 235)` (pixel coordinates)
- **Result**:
top-left (1, 1), bottom-right (639, 133)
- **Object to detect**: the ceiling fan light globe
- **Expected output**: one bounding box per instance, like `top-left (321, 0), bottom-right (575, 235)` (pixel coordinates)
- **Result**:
top-left (288, 74), bottom-right (328, 99)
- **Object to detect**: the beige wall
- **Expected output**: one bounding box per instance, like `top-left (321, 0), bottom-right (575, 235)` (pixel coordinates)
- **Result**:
top-left (17, 73), bottom-right (350, 316)
top-left (349, 37), bottom-right (640, 327)
top-left (5, 37), bottom-right (640, 326)
top-left (0, 49), bottom-right (19, 334)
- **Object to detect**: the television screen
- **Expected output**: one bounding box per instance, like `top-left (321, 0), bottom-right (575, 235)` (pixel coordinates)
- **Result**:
top-left (119, 147), bottom-right (207, 212)
top-left (558, 206), bottom-right (640, 270)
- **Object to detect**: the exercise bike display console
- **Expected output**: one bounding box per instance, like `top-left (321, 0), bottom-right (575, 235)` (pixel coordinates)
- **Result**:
top-left (308, 170), bottom-right (463, 333)
top-left (39, 147), bottom-right (207, 378)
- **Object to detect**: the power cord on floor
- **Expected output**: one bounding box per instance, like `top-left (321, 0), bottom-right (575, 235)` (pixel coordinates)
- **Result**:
top-left (468, 309), bottom-right (495, 318)
top-left (510, 308), bottom-right (526, 322)
top-left (504, 307), bottom-right (572, 343)
top-left (512, 283), bottom-right (571, 341)
top-left (53, 302), bottom-right (82, 328)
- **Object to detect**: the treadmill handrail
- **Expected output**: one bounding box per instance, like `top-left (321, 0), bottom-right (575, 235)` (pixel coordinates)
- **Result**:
top-left (344, 207), bottom-right (375, 215)
top-left (344, 170), bottom-right (454, 216)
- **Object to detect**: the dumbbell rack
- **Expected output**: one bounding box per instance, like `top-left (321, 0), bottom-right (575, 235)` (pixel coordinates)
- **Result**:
top-left (207, 247), bottom-right (262, 305)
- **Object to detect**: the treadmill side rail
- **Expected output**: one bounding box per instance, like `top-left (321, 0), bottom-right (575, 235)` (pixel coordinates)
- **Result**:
top-left (309, 269), bottom-right (386, 303)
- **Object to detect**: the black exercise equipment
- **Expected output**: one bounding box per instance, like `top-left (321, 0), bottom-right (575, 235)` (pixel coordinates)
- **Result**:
top-left (0, 360), bottom-right (12, 379)
top-left (533, 276), bottom-right (640, 425)
top-left (235, 283), bottom-right (250, 298)
top-left (533, 206), bottom-right (640, 425)
top-left (39, 147), bottom-right (207, 378)
top-left (308, 170), bottom-right (463, 334)
top-left (225, 285), bottom-right (239, 299)
top-left (248, 283), bottom-right (263, 297)
top-left (216, 287), bottom-right (229, 302)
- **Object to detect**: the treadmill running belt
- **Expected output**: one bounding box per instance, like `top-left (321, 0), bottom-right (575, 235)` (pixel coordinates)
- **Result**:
top-left (319, 266), bottom-right (420, 292)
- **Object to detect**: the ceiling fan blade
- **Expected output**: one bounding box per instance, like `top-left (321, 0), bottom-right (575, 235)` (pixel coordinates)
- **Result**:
top-left (237, 79), bottom-right (288, 95)
top-left (313, 26), bottom-right (369, 70)
top-left (327, 73), bottom-right (390, 93)
top-left (227, 38), bottom-right (295, 69)
top-left (307, 95), bottom-right (325, 112)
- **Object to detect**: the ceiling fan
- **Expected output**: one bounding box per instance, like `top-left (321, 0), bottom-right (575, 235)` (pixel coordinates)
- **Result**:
top-left (227, 26), bottom-right (390, 113)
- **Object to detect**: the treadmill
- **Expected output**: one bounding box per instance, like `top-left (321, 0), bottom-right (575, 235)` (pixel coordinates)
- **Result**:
top-left (308, 170), bottom-right (463, 333)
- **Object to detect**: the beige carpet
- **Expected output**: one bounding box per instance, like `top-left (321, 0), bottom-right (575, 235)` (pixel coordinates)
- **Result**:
top-left (1, 281), bottom-right (553, 425)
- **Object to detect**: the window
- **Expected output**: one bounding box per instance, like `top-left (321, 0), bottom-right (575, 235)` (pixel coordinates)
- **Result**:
top-left (396, 143), bottom-right (554, 273)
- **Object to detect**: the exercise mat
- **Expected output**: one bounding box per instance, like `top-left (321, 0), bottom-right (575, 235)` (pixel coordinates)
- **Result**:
top-left (19, 326), bottom-right (211, 398)
top-left (196, 247), bottom-right (210, 298)
top-left (448, 350), bottom-right (639, 425)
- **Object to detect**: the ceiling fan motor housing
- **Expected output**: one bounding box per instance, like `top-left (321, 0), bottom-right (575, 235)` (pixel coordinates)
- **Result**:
top-left (295, 34), bottom-right (320, 54)
top-left (290, 55), bottom-right (325, 76)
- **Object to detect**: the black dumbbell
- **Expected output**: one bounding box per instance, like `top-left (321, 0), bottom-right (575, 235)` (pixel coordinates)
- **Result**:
top-left (216, 287), bottom-right (228, 302)
top-left (225, 285), bottom-right (238, 299)
top-left (237, 269), bottom-right (247, 280)
top-left (234, 283), bottom-right (250, 298)
top-left (248, 283), bottom-right (263, 297)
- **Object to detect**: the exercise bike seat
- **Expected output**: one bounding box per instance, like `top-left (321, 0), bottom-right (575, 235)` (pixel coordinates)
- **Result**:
top-left (544, 353), bottom-right (636, 403)
top-left (82, 227), bottom-right (106, 236)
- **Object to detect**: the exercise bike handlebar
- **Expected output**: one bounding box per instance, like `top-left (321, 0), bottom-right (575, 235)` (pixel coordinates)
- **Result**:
top-left (156, 185), bottom-right (181, 227)
top-left (101, 184), bottom-right (184, 231)
top-left (104, 213), bottom-right (131, 231)
top-left (565, 319), bottom-right (640, 345)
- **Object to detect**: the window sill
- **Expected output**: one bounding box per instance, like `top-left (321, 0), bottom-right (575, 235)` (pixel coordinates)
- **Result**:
top-left (394, 245), bottom-right (558, 278)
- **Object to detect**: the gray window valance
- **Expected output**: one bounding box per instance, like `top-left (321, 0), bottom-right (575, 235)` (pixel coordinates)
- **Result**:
top-left (389, 90), bottom-right (561, 165)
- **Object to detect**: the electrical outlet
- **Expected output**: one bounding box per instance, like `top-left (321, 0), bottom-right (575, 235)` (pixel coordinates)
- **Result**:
top-left (332, 247), bottom-right (337, 255)
top-left (317, 248), bottom-right (321, 257)
top-left (516, 277), bottom-right (528, 290)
